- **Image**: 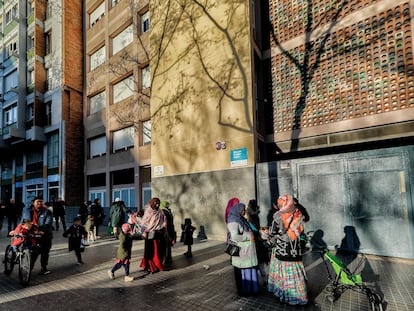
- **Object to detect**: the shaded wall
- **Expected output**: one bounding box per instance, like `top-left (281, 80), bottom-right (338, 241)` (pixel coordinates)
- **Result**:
top-left (152, 166), bottom-right (256, 240)
top-left (257, 145), bottom-right (414, 259)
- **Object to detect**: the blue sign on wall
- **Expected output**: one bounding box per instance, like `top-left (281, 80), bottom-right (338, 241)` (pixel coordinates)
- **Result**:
top-left (230, 148), bottom-right (248, 167)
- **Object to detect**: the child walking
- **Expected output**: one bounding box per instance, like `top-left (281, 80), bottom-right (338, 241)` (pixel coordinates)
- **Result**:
top-left (108, 223), bottom-right (134, 282)
top-left (63, 217), bottom-right (87, 265)
top-left (181, 218), bottom-right (196, 258)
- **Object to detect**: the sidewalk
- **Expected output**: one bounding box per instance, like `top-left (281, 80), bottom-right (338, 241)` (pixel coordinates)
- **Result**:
top-left (0, 223), bottom-right (413, 310)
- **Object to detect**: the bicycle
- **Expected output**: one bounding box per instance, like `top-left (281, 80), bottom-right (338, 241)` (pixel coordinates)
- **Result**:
top-left (3, 234), bottom-right (41, 286)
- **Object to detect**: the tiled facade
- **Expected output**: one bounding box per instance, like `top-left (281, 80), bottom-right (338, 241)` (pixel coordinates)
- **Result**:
top-left (269, 0), bottom-right (414, 151)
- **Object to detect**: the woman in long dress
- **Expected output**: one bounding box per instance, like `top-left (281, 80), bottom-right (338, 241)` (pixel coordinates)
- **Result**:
top-left (267, 194), bottom-right (308, 305)
top-left (227, 202), bottom-right (259, 296)
top-left (140, 198), bottom-right (166, 273)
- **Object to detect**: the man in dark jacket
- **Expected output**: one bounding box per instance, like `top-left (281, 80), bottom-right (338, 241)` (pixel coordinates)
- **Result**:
top-left (110, 198), bottom-right (128, 238)
top-left (24, 196), bottom-right (53, 275)
top-left (53, 197), bottom-right (67, 231)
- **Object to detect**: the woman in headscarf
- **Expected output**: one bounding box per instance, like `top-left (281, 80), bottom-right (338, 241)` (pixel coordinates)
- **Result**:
top-left (225, 197), bottom-right (239, 223)
top-left (140, 198), bottom-right (166, 273)
top-left (267, 194), bottom-right (308, 305)
top-left (227, 202), bottom-right (259, 296)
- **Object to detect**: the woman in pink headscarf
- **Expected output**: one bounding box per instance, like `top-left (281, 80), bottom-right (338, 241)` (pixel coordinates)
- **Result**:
top-left (140, 198), bottom-right (166, 273)
top-left (225, 198), bottom-right (240, 223)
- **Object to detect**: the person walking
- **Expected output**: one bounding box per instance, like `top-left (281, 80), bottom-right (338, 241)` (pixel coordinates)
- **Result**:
top-left (53, 197), bottom-right (67, 231)
top-left (109, 198), bottom-right (128, 238)
top-left (63, 216), bottom-right (87, 265)
top-left (6, 198), bottom-right (21, 234)
top-left (0, 200), bottom-right (5, 233)
top-left (267, 194), bottom-right (308, 306)
top-left (140, 198), bottom-right (166, 273)
top-left (160, 200), bottom-right (176, 264)
top-left (227, 202), bottom-right (259, 297)
top-left (90, 198), bottom-right (105, 238)
top-left (108, 223), bottom-right (134, 282)
top-left (23, 196), bottom-right (54, 275)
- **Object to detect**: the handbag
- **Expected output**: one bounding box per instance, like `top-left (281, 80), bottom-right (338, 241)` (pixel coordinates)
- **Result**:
top-left (225, 240), bottom-right (240, 256)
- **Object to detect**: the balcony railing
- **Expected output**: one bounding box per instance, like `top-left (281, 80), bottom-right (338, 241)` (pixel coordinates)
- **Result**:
top-left (1, 122), bottom-right (17, 136)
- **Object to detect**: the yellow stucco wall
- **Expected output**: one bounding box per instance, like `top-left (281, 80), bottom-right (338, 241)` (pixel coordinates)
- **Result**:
top-left (150, 0), bottom-right (255, 177)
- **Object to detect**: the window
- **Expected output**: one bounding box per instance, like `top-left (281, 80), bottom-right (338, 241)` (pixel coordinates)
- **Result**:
top-left (27, 70), bottom-right (34, 85)
top-left (111, 0), bottom-right (121, 8)
top-left (90, 46), bottom-right (106, 70)
top-left (46, 0), bottom-right (53, 19)
top-left (47, 132), bottom-right (59, 168)
top-left (90, 135), bottom-right (106, 158)
top-left (28, 36), bottom-right (34, 49)
top-left (142, 120), bottom-right (151, 145)
top-left (45, 32), bottom-right (52, 55)
top-left (3, 105), bottom-right (17, 125)
top-left (45, 101), bottom-right (52, 126)
top-left (112, 24), bottom-right (133, 55)
top-left (90, 91), bottom-right (106, 114)
top-left (112, 187), bottom-right (135, 208)
top-left (141, 66), bottom-right (150, 89)
top-left (6, 41), bottom-right (18, 58)
top-left (5, 5), bottom-right (17, 24)
top-left (113, 76), bottom-right (134, 103)
top-left (26, 104), bottom-right (34, 129)
top-left (46, 69), bottom-right (53, 91)
top-left (5, 72), bottom-right (18, 92)
top-left (113, 126), bottom-right (134, 152)
top-left (141, 11), bottom-right (150, 34)
top-left (90, 2), bottom-right (105, 27)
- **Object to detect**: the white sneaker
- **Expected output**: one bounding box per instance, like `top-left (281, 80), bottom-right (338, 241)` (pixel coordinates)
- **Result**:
top-left (124, 275), bottom-right (134, 282)
top-left (107, 270), bottom-right (115, 280)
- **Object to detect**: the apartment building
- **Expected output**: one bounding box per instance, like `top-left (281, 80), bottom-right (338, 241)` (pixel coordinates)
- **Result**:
top-left (84, 0), bottom-right (151, 209)
top-left (0, 0), bottom-right (83, 206)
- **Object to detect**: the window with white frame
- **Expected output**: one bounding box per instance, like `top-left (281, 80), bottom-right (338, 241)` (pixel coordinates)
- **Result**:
top-left (3, 105), bottom-right (17, 125)
top-left (113, 76), bottom-right (134, 103)
top-left (111, 0), bottom-right (121, 8)
top-left (90, 91), bottom-right (106, 114)
top-left (113, 126), bottom-right (134, 152)
top-left (142, 120), bottom-right (151, 145)
top-left (6, 41), bottom-right (18, 58)
top-left (47, 132), bottom-right (59, 168)
top-left (45, 31), bottom-right (52, 55)
top-left (5, 4), bottom-right (17, 24)
top-left (90, 45), bottom-right (106, 70)
top-left (90, 2), bottom-right (105, 27)
top-left (45, 101), bottom-right (52, 126)
top-left (112, 188), bottom-right (135, 208)
top-left (27, 70), bottom-right (34, 85)
top-left (112, 24), bottom-right (133, 55)
top-left (5, 72), bottom-right (18, 92)
top-left (89, 135), bottom-right (106, 158)
top-left (141, 11), bottom-right (150, 34)
top-left (141, 65), bottom-right (150, 89)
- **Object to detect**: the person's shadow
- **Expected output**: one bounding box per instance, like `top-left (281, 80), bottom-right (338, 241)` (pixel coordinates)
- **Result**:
top-left (335, 226), bottom-right (360, 267)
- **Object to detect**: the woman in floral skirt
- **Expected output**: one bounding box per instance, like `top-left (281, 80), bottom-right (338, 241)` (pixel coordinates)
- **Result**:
top-left (267, 194), bottom-right (308, 305)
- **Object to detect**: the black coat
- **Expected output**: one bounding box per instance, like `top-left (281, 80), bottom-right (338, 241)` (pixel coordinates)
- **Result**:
top-left (64, 224), bottom-right (87, 252)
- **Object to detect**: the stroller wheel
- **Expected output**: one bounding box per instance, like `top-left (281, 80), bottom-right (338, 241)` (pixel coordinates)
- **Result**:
top-left (326, 294), bottom-right (335, 303)
top-left (369, 292), bottom-right (384, 311)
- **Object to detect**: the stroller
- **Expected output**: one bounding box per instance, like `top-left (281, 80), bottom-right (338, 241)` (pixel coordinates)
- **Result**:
top-left (308, 231), bottom-right (384, 311)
